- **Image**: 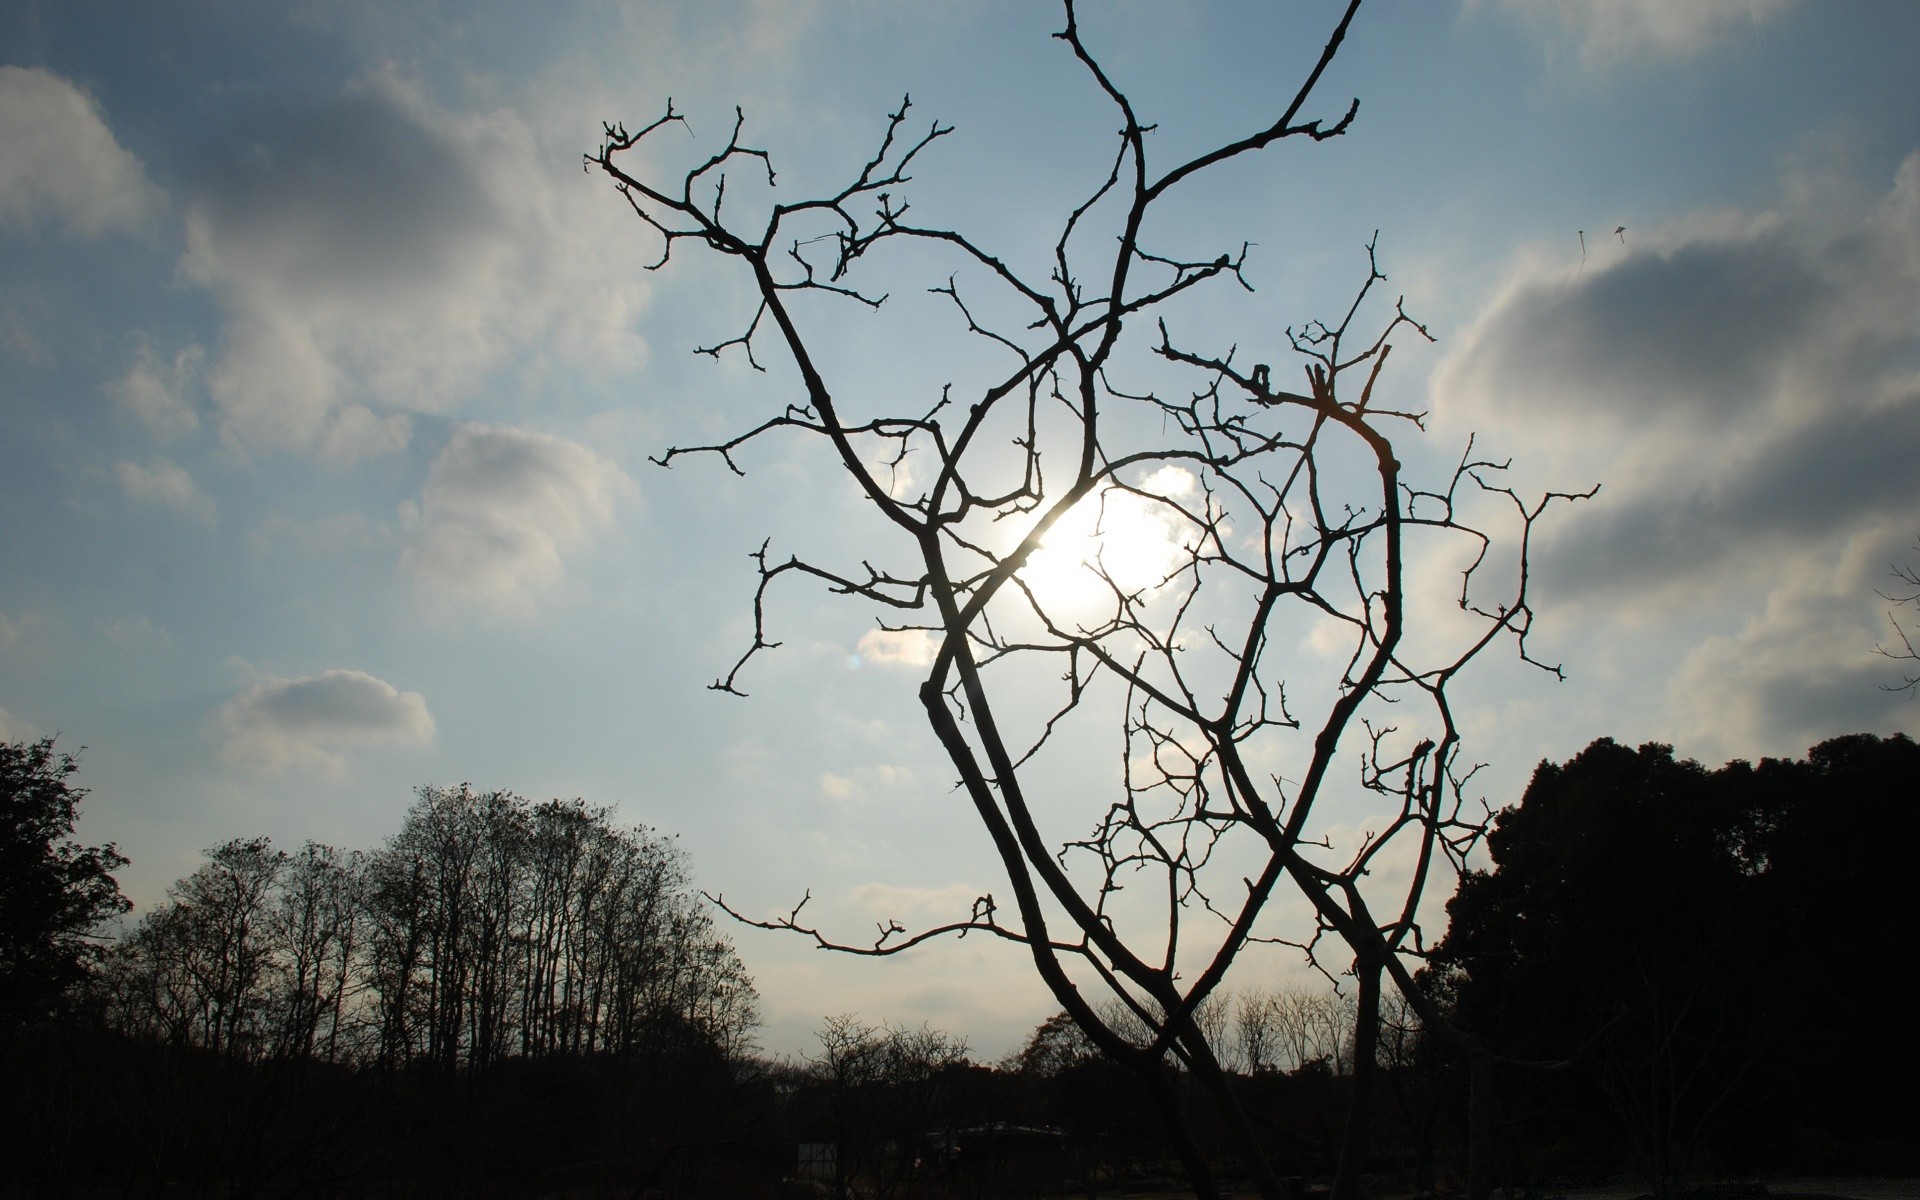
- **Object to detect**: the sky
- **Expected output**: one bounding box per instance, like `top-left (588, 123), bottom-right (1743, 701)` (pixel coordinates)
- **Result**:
top-left (2, 0), bottom-right (1918, 1060)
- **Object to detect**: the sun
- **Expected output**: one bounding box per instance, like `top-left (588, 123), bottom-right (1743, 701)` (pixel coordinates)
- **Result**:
top-left (1017, 467), bottom-right (1199, 616)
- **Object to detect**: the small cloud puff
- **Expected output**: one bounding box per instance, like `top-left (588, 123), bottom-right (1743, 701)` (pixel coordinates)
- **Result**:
top-left (401, 423), bottom-right (632, 615)
top-left (0, 66), bottom-right (163, 237)
top-left (218, 668), bottom-right (434, 776)
top-left (819, 763), bottom-right (915, 802)
top-left (96, 614), bottom-right (174, 653)
top-left (115, 458), bottom-right (216, 523)
top-left (851, 881), bottom-right (984, 924)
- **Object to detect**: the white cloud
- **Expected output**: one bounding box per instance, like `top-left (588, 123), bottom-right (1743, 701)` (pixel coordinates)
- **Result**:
top-left (1478, 0), bottom-right (1796, 70)
top-left (108, 342), bottom-right (204, 441)
top-left (114, 457), bottom-right (216, 523)
top-left (0, 66), bottom-right (163, 237)
top-left (401, 423), bottom-right (632, 613)
top-left (855, 627), bottom-right (940, 668)
top-left (218, 668), bottom-right (434, 775)
top-left (96, 614), bottom-right (174, 653)
top-left (819, 763), bottom-right (916, 802)
top-left (1433, 150), bottom-right (1920, 759)
top-left (180, 71), bottom-right (651, 462)
top-left (0, 611), bottom-right (18, 648)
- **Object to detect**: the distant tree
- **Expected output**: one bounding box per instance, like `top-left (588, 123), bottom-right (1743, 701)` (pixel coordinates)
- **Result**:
top-left (590, 4), bottom-right (1584, 1197)
top-left (264, 840), bottom-right (364, 1062)
top-left (0, 738), bottom-right (129, 1031)
top-left (1731, 733), bottom-right (1920, 1162)
top-left (807, 1015), bottom-right (970, 1200)
top-left (1010, 1010), bottom-right (1100, 1080)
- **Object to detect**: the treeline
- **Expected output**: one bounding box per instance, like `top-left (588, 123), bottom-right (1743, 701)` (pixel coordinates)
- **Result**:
top-left (104, 785), bottom-right (757, 1071)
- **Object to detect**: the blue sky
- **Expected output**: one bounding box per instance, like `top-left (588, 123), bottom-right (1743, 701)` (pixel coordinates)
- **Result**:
top-left (3, 0), bottom-right (1917, 1058)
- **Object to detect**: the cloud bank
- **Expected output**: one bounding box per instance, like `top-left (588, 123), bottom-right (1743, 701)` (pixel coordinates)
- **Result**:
top-left (218, 668), bottom-right (434, 775)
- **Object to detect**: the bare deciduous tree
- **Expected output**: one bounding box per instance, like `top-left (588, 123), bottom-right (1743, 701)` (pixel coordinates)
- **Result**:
top-left (590, 5), bottom-right (1585, 1197)
top-left (1233, 984), bottom-right (1356, 1077)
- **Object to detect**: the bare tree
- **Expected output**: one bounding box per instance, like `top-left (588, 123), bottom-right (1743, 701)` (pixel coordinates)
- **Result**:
top-left (590, 5), bottom-right (1585, 1197)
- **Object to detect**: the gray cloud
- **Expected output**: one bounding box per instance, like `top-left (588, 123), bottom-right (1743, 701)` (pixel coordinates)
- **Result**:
top-left (1667, 536), bottom-right (1917, 759)
top-left (190, 91), bottom-right (492, 305)
top-left (0, 67), bottom-right (162, 238)
top-left (1439, 155), bottom-right (1920, 609)
top-left (218, 668), bottom-right (434, 775)
top-left (1443, 232), bottom-right (1828, 427)
top-left (401, 424), bottom-right (632, 614)
top-left (1538, 396), bottom-right (1920, 602)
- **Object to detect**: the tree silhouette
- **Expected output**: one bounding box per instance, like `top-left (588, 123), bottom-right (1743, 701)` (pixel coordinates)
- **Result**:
top-left (0, 738), bottom-right (129, 1031)
top-left (590, 5), bottom-right (1585, 1196)
top-left (1433, 733), bottom-right (1920, 1185)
